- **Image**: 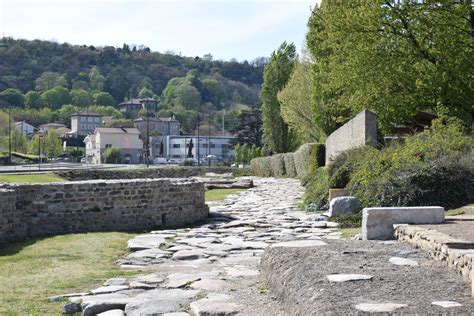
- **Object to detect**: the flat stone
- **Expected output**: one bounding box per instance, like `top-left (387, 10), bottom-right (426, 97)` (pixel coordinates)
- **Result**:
top-left (271, 240), bottom-right (328, 248)
top-left (163, 313), bottom-right (190, 316)
top-left (128, 235), bottom-right (166, 251)
top-left (354, 303), bottom-right (408, 312)
top-left (49, 292), bottom-right (88, 302)
top-left (190, 279), bottom-right (229, 292)
top-left (172, 250), bottom-right (208, 260)
top-left (83, 302), bottom-right (127, 316)
top-left (103, 278), bottom-right (127, 286)
top-left (135, 273), bottom-right (164, 285)
top-left (431, 301), bottom-right (463, 308)
top-left (97, 310), bottom-right (125, 316)
top-left (165, 273), bottom-right (201, 288)
top-left (327, 274), bottom-right (373, 282)
top-left (90, 285), bottom-right (129, 294)
top-left (127, 248), bottom-right (172, 259)
top-left (389, 257), bottom-right (419, 266)
top-left (128, 281), bottom-right (157, 289)
top-left (125, 289), bottom-right (200, 316)
top-left (190, 293), bottom-right (240, 316)
top-left (224, 266), bottom-right (260, 278)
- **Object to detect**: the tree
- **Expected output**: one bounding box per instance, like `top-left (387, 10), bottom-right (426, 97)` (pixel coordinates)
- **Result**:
top-left (89, 66), bottom-right (105, 91)
top-left (230, 108), bottom-right (263, 146)
top-left (103, 147), bottom-right (121, 164)
top-left (71, 89), bottom-right (92, 106)
top-left (306, 1), bottom-right (474, 134)
top-left (40, 87), bottom-right (71, 109)
top-left (88, 105), bottom-right (123, 118)
top-left (235, 143), bottom-right (242, 164)
top-left (260, 42), bottom-right (297, 153)
top-left (0, 88), bottom-right (24, 107)
top-left (188, 138), bottom-right (194, 158)
top-left (3, 129), bottom-right (28, 153)
top-left (57, 104), bottom-right (79, 125)
top-left (104, 119), bottom-right (133, 128)
top-left (35, 72), bottom-right (68, 92)
top-left (278, 52), bottom-right (321, 143)
top-left (29, 130), bottom-right (62, 158)
top-left (93, 92), bottom-right (115, 106)
top-left (24, 91), bottom-right (42, 109)
top-left (241, 143), bottom-right (249, 164)
top-left (175, 84), bottom-right (201, 110)
top-left (138, 87), bottom-right (154, 98)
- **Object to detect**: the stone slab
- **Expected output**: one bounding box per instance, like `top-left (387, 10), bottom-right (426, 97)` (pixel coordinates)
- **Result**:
top-left (362, 206), bottom-right (444, 240)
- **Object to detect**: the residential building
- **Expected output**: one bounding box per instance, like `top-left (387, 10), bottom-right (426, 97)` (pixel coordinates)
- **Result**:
top-left (119, 98), bottom-right (157, 119)
top-left (14, 121), bottom-right (35, 138)
top-left (39, 123), bottom-right (67, 133)
top-left (84, 127), bottom-right (143, 164)
top-left (133, 116), bottom-right (180, 138)
top-left (71, 112), bottom-right (102, 136)
top-left (156, 135), bottom-right (236, 162)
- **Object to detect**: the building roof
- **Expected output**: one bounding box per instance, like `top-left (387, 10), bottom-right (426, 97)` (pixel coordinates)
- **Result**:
top-left (95, 127), bottom-right (140, 134)
top-left (55, 127), bottom-right (72, 134)
top-left (133, 116), bottom-right (178, 123)
top-left (119, 98), bottom-right (157, 106)
top-left (71, 111), bottom-right (101, 117)
top-left (39, 123), bottom-right (67, 128)
top-left (101, 116), bottom-right (114, 123)
top-left (14, 121), bottom-right (34, 127)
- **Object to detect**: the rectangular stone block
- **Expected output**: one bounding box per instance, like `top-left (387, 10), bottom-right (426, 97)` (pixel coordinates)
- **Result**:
top-left (325, 110), bottom-right (377, 163)
top-left (362, 206), bottom-right (445, 240)
top-left (329, 189), bottom-right (350, 202)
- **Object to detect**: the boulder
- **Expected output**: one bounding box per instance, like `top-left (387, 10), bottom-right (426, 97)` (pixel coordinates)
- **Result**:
top-left (329, 196), bottom-right (361, 217)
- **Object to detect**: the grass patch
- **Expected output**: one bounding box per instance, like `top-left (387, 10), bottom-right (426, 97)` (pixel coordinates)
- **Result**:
top-left (0, 232), bottom-right (137, 315)
top-left (339, 227), bottom-right (362, 239)
top-left (0, 173), bottom-right (65, 183)
top-left (446, 208), bottom-right (466, 216)
top-left (330, 211), bottom-right (362, 228)
top-left (205, 188), bottom-right (246, 201)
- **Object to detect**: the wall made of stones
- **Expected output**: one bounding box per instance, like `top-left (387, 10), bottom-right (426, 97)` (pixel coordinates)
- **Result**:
top-left (0, 189), bottom-right (26, 244)
top-left (0, 179), bottom-right (208, 244)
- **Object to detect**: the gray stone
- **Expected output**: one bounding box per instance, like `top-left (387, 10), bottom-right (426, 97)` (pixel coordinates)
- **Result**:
top-left (103, 278), bottom-right (127, 286)
top-left (90, 285), bottom-right (129, 294)
top-left (326, 274), bottom-right (373, 282)
top-left (389, 257), bottom-right (419, 266)
top-left (83, 303), bottom-right (126, 316)
top-left (128, 235), bottom-right (167, 251)
top-left (354, 303), bottom-right (408, 312)
top-left (270, 240), bottom-right (328, 248)
top-left (165, 273), bottom-right (201, 288)
top-left (190, 279), bottom-right (229, 292)
top-left (190, 293), bottom-right (240, 316)
top-left (362, 206), bottom-right (445, 240)
top-left (224, 266), bottom-right (260, 278)
top-left (431, 301), bottom-right (462, 308)
top-left (303, 214), bottom-right (329, 222)
top-left (329, 196), bottom-right (361, 217)
top-left (127, 248), bottom-right (171, 259)
top-left (125, 289), bottom-right (200, 316)
top-left (63, 302), bottom-right (82, 314)
top-left (172, 250), bottom-right (208, 260)
top-left (97, 310), bottom-right (125, 316)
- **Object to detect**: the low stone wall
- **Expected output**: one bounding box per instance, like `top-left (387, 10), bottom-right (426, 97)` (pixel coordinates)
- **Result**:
top-left (55, 166), bottom-right (237, 181)
top-left (0, 178), bottom-right (208, 245)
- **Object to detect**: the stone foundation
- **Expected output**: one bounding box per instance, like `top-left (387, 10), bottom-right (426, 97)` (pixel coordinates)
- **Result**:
top-left (0, 178), bottom-right (208, 245)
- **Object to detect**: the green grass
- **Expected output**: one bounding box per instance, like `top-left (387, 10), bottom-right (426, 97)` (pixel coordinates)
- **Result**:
top-left (339, 227), bottom-right (362, 239)
top-left (330, 211), bottom-right (363, 228)
top-left (0, 173), bottom-right (65, 183)
top-left (0, 232), bottom-right (137, 315)
top-left (205, 188), bottom-right (246, 201)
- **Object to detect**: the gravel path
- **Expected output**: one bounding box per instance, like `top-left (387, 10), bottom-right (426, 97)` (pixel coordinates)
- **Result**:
top-left (56, 177), bottom-right (341, 315)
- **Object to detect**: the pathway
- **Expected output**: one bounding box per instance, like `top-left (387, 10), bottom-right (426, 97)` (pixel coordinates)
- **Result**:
top-left (59, 177), bottom-right (341, 315)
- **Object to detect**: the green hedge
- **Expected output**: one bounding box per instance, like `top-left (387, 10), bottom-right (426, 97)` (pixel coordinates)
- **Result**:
top-left (250, 157), bottom-right (273, 177)
top-left (309, 144), bottom-right (326, 173)
top-left (270, 154), bottom-right (286, 177)
top-left (303, 167), bottom-right (329, 210)
top-left (283, 153), bottom-right (297, 178)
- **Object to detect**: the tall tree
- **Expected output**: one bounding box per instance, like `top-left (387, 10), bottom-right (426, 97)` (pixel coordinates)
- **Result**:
top-left (230, 108), bottom-right (263, 146)
top-left (260, 42), bottom-right (297, 153)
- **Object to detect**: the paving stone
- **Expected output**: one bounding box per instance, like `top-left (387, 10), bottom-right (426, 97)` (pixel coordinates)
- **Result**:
top-left (354, 303), bottom-right (408, 312)
top-left (97, 310), bottom-right (125, 316)
top-left (127, 248), bottom-right (172, 259)
top-left (190, 293), bottom-right (240, 316)
top-left (90, 285), bottom-right (129, 295)
top-left (172, 250), bottom-right (208, 260)
top-left (224, 266), bottom-right (260, 278)
top-left (190, 278), bottom-right (229, 292)
top-left (165, 273), bottom-right (202, 288)
top-left (271, 240), bottom-right (328, 248)
top-left (125, 289), bottom-right (200, 316)
top-left (389, 257), bottom-right (419, 266)
top-left (326, 274), bottom-right (373, 282)
top-left (128, 235), bottom-right (167, 251)
top-left (431, 301), bottom-right (463, 308)
top-left (103, 278), bottom-right (127, 286)
top-left (134, 273), bottom-right (164, 285)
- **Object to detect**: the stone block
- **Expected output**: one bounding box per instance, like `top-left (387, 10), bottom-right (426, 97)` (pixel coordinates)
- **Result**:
top-left (329, 196), bottom-right (360, 217)
top-left (326, 110), bottom-right (377, 163)
top-left (362, 206), bottom-right (444, 240)
top-left (329, 189), bottom-right (350, 202)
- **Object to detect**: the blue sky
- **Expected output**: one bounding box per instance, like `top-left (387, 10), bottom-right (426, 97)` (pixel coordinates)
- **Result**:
top-left (0, 0), bottom-right (318, 61)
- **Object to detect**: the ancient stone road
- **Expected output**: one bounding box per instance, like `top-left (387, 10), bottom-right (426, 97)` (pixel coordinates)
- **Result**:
top-left (61, 177), bottom-right (341, 315)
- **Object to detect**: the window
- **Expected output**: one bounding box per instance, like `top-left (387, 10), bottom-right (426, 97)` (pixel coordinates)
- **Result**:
top-left (105, 144), bottom-right (112, 148)
top-left (202, 144), bottom-right (208, 148)
top-left (81, 117), bottom-right (86, 122)
top-left (94, 117), bottom-right (100, 123)
top-left (173, 144), bottom-right (180, 148)
top-left (210, 143), bottom-right (216, 148)
top-left (87, 117), bottom-right (93, 122)
top-left (81, 124), bottom-right (86, 130)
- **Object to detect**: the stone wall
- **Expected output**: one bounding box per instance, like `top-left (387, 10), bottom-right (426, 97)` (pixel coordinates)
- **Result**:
top-left (55, 166), bottom-right (238, 181)
top-left (325, 110), bottom-right (377, 163)
top-left (0, 178), bottom-right (208, 245)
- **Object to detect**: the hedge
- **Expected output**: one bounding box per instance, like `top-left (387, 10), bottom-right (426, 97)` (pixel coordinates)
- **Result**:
top-left (270, 154), bottom-right (286, 177)
top-left (250, 157), bottom-right (273, 177)
top-left (283, 153), bottom-right (297, 178)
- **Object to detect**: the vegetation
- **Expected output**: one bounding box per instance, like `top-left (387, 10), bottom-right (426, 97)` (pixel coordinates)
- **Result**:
top-left (205, 188), bottom-right (246, 201)
top-left (0, 173), bottom-right (65, 183)
top-left (0, 232), bottom-right (137, 315)
top-left (103, 147), bottom-right (122, 164)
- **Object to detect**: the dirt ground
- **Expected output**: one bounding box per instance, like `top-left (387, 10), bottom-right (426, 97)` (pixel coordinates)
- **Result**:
top-left (420, 220), bottom-right (474, 242)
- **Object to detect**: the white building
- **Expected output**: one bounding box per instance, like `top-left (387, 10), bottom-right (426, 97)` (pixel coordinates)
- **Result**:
top-left (154, 135), bottom-right (235, 162)
top-left (14, 121), bottom-right (35, 138)
top-left (71, 112), bottom-right (102, 136)
top-left (84, 127), bottom-right (143, 164)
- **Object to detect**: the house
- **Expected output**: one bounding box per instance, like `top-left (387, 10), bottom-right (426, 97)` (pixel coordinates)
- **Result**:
top-left (119, 98), bottom-right (157, 119)
top-left (157, 135), bottom-right (236, 162)
top-left (71, 112), bottom-right (102, 136)
top-left (133, 116), bottom-right (180, 138)
top-left (14, 121), bottom-right (35, 138)
top-left (39, 123), bottom-right (67, 133)
top-left (84, 127), bottom-right (143, 164)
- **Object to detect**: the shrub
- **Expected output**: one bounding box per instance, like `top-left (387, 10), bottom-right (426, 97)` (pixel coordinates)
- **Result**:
top-left (308, 144), bottom-right (326, 173)
top-left (103, 147), bottom-right (121, 164)
top-left (283, 153), bottom-right (297, 177)
top-left (327, 147), bottom-right (371, 189)
top-left (294, 143), bottom-right (317, 178)
top-left (250, 157), bottom-right (273, 177)
top-left (270, 154), bottom-right (286, 177)
top-left (303, 167), bottom-right (329, 211)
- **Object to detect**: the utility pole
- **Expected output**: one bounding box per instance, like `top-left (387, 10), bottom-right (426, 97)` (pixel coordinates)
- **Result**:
top-left (8, 106), bottom-right (12, 165)
top-left (197, 114), bottom-right (200, 166)
top-left (146, 115), bottom-right (150, 167)
top-left (208, 116), bottom-right (211, 167)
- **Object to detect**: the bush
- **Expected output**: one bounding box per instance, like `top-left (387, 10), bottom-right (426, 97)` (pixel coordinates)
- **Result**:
top-left (303, 167), bottom-right (329, 211)
top-left (103, 147), bottom-right (121, 164)
top-left (250, 157), bottom-right (273, 177)
top-left (270, 154), bottom-right (286, 177)
top-left (308, 144), bottom-right (326, 173)
top-left (294, 143), bottom-right (317, 178)
top-left (327, 147), bottom-right (369, 189)
top-left (283, 153), bottom-right (297, 177)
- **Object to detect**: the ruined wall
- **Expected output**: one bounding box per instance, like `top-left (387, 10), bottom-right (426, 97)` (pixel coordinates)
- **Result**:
top-left (0, 178), bottom-right (208, 245)
top-left (325, 110), bottom-right (377, 163)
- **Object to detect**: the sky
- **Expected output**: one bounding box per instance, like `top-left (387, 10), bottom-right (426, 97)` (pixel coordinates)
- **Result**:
top-left (0, 0), bottom-right (318, 61)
